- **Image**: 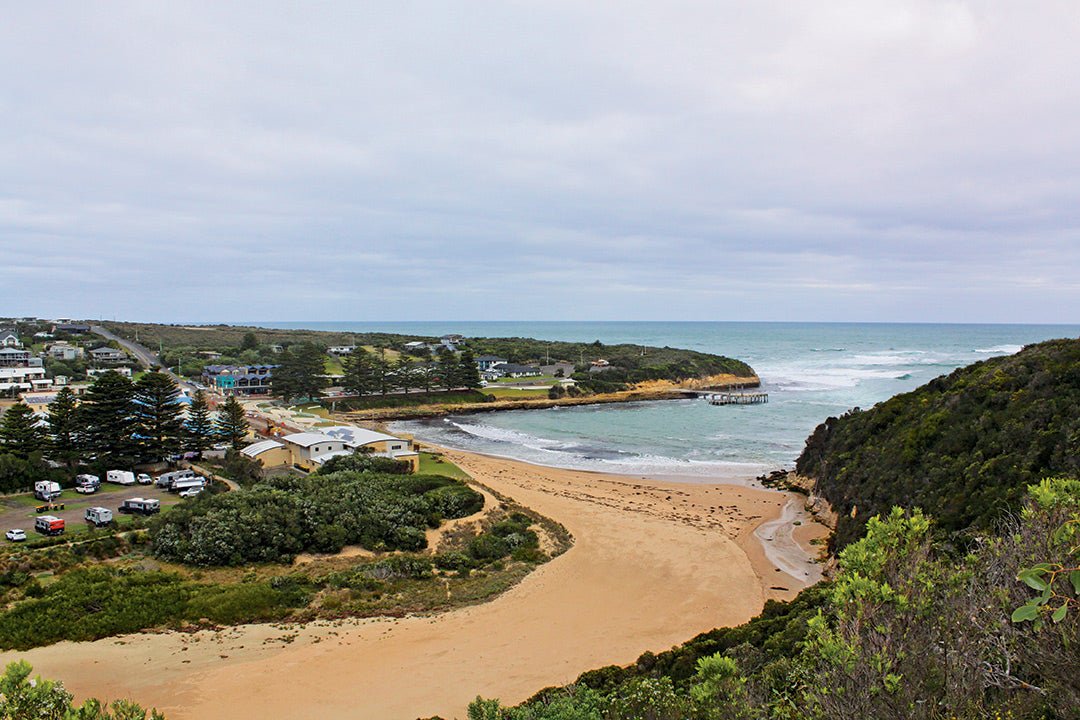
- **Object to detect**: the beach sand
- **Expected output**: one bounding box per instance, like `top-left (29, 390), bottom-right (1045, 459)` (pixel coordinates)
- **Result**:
top-left (1, 449), bottom-right (824, 720)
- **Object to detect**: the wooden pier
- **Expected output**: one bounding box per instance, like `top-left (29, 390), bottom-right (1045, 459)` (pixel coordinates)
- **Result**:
top-left (705, 391), bottom-right (769, 405)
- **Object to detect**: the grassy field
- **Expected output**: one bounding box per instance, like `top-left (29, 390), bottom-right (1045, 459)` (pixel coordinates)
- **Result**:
top-left (417, 452), bottom-right (471, 481)
top-left (482, 387), bottom-right (551, 400)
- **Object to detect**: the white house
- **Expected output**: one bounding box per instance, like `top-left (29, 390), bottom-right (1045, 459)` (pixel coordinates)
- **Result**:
top-left (328, 345), bottom-right (356, 356)
top-left (0, 367), bottom-right (51, 395)
top-left (47, 342), bottom-right (84, 361)
top-left (243, 426), bottom-right (418, 472)
top-left (87, 367), bottom-right (132, 378)
top-left (0, 330), bottom-right (21, 348)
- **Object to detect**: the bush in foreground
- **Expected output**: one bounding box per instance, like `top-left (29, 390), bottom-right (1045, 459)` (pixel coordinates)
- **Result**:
top-left (0, 660), bottom-right (165, 719)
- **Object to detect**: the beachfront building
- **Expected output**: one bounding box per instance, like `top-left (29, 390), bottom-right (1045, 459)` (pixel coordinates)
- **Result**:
top-left (201, 364), bottom-right (276, 395)
top-left (327, 345), bottom-right (356, 356)
top-left (242, 426), bottom-right (419, 472)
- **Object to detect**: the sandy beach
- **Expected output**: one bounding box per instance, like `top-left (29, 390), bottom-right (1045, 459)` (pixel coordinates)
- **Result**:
top-left (1, 449), bottom-right (824, 720)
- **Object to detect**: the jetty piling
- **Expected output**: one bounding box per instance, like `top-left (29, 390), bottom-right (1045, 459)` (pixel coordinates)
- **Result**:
top-left (705, 390), bottom-right (769, 405)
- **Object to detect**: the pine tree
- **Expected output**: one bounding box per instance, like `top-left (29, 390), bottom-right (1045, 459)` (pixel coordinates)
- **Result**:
top-left (342, 347), bottom-right (376, 396)
top-left (457, 349), bottom-right (482, 390)
top-left (133, 372), bottom-right (185, 463)
top-left (273, 343), bottom-right (328, 401)
top-left (46, 387), bottom-right (81, 467)
top-left (78, 371), bottom-right (137, 466)
top-left (393, 357), bottom-right (418, 394)
top-left (371, 351), bottom-right (391, 395)
top-left (0, 402), bottom-right (45, 459)
top-left (185, 389), bottom-right (215, 458)
top-left (437, 347), bottom-right (460, 389)
top-left (216, 395), bottom-right (249, 450)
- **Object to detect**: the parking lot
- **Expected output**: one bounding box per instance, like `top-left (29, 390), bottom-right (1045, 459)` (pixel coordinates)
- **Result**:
top-left (0, 483), bottom-right (185, 542)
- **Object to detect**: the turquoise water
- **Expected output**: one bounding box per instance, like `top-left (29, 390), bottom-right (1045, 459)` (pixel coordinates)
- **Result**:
top-left (261, 322), bottom-right (1080, 480)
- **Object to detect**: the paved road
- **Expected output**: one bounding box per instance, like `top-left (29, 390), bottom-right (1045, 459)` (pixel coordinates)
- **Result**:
top-left (91, 325), bottom-right (195, 390)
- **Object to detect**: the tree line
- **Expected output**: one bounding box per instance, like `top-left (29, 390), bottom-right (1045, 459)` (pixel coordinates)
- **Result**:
top-left (337, 346), bottom-right (482, 399)
top-left (0, 371), bottom-right (250, 490)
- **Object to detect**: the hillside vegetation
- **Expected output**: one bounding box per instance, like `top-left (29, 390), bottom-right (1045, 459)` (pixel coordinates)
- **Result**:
top-left (797, 338), bottom-right (1080, 549)
top-left (471, 478), bottom-right (1080, 720)
top-left (100, 321), bottom-right (756, 387)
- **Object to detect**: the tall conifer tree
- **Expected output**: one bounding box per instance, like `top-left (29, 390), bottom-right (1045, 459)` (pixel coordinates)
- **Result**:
top-left (215, 395), bottom-right (249, 450)
top-left (185, 389), bottom-right (215, 458)
top-left (133, 371), bottom-right (185, 463)
top-left (78, 371), bottom-right (137, 466)
top-left (0, 402), bottom-right (45, 459)
top-left (46, 387), bottom-right (80, 467)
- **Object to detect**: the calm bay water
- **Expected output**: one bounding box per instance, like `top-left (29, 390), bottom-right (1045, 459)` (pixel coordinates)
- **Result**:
top-left (261, 322), bottom-right (1080, 481)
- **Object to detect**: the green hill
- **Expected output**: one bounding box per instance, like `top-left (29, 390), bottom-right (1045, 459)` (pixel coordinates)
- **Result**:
top-left (797, 337), bottom-right (1080, 549)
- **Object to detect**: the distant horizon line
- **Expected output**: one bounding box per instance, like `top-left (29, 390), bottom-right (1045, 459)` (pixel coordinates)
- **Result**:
top-left (103, 319), bottom-right (1080, 327)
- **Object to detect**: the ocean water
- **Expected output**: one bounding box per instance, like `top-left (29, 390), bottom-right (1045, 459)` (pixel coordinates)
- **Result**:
top-left (261, 321), bottom-right (1080, 481)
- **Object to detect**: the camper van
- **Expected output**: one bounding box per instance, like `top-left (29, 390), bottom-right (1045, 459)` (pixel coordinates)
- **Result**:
top-left (155, 469), bottom-right (195, 489)
top-left (75, 474), bottom-right (100, 488)
top-left (118, 498), bottom-right (160, 516)
top-left (170, 476), bottom-right (207, 493)
top-left (85, 507), bottom-right (113, 527)
top-left (34, 515), bottom-right (65, 536)
top-left (33, 481), bottom-right (62, 501)
top-left (106, 470), bottom-right (136, 486)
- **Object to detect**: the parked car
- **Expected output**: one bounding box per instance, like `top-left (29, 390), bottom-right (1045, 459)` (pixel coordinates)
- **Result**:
top-left (5, 529), bottom-right (26, 542)
top-left (136, 473), bottom-right (153, 485)
top-left (75, 484), bottom-right (97, 494)
top-left (178, 487), bottom-right (204, 498)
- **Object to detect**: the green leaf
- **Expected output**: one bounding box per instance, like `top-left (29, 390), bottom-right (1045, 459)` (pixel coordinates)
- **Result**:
top-left (1070, 570), bottom-right (1080, 596)
top-left (1011, 604), bottom-right (1040, 622)
top-left (1051, 605), bottom-right (1068, 623)
top-left (1018, 569), bottom-right (1049, 592)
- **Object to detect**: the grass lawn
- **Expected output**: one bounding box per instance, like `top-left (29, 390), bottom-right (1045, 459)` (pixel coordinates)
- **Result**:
top-left (483, 387), bottom-right (551, 400)
top-left (418, 452), bottom-right (471, 481)
top-left (324, 358), bottom-right (344, 375)
top-left (493, 375), bottom-right (559, 385)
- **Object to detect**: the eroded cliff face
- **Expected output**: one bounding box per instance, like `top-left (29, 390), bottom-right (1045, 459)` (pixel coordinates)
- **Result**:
top-left (634, 373), bottom-right (760, 392)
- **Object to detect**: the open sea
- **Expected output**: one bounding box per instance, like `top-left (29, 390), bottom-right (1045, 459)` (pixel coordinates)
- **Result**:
top-left (261, 322), bottom-right (1080, 481)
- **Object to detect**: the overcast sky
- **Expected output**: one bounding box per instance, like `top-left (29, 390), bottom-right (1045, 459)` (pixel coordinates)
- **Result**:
top-left (3, 2), bottom-right (1079, 323)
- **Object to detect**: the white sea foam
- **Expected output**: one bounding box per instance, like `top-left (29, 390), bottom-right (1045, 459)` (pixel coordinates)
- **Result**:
top-left (974, 344), bottom-right (1023, 355)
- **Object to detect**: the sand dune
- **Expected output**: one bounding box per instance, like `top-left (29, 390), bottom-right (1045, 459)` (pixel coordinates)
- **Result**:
top-left (1, 450), bottom-right (823, 720)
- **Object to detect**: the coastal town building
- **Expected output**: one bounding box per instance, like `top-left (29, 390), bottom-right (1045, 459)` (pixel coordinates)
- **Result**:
top-left (202, 364), bottom-right (276, 395)
top-left (0, 367), bottom-right (51, 395)
top-left (242, 425), bottom-right (419, 472)
top-left (0, 348), bottom-right (31, 367)
top-left (491, 362), bottom-right (542, 378)
top-left (327, 345), bottom-right (356, 355)
top-left (47, 342), bottom-right (84, 361)
top-left (0, 330), bottom-right (22, 348)
top-left (476, 355), bottom-right (508, 371)
top-left (87, 367), bottom-right (133, 378)
top-left (89, 347), bottom-right (127, 363)
top-left (53, 323), bottom-right (91, 334)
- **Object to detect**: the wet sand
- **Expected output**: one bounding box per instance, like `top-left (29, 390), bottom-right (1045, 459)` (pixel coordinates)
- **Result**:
top-left (1, 449), bottom-right (824, 720)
